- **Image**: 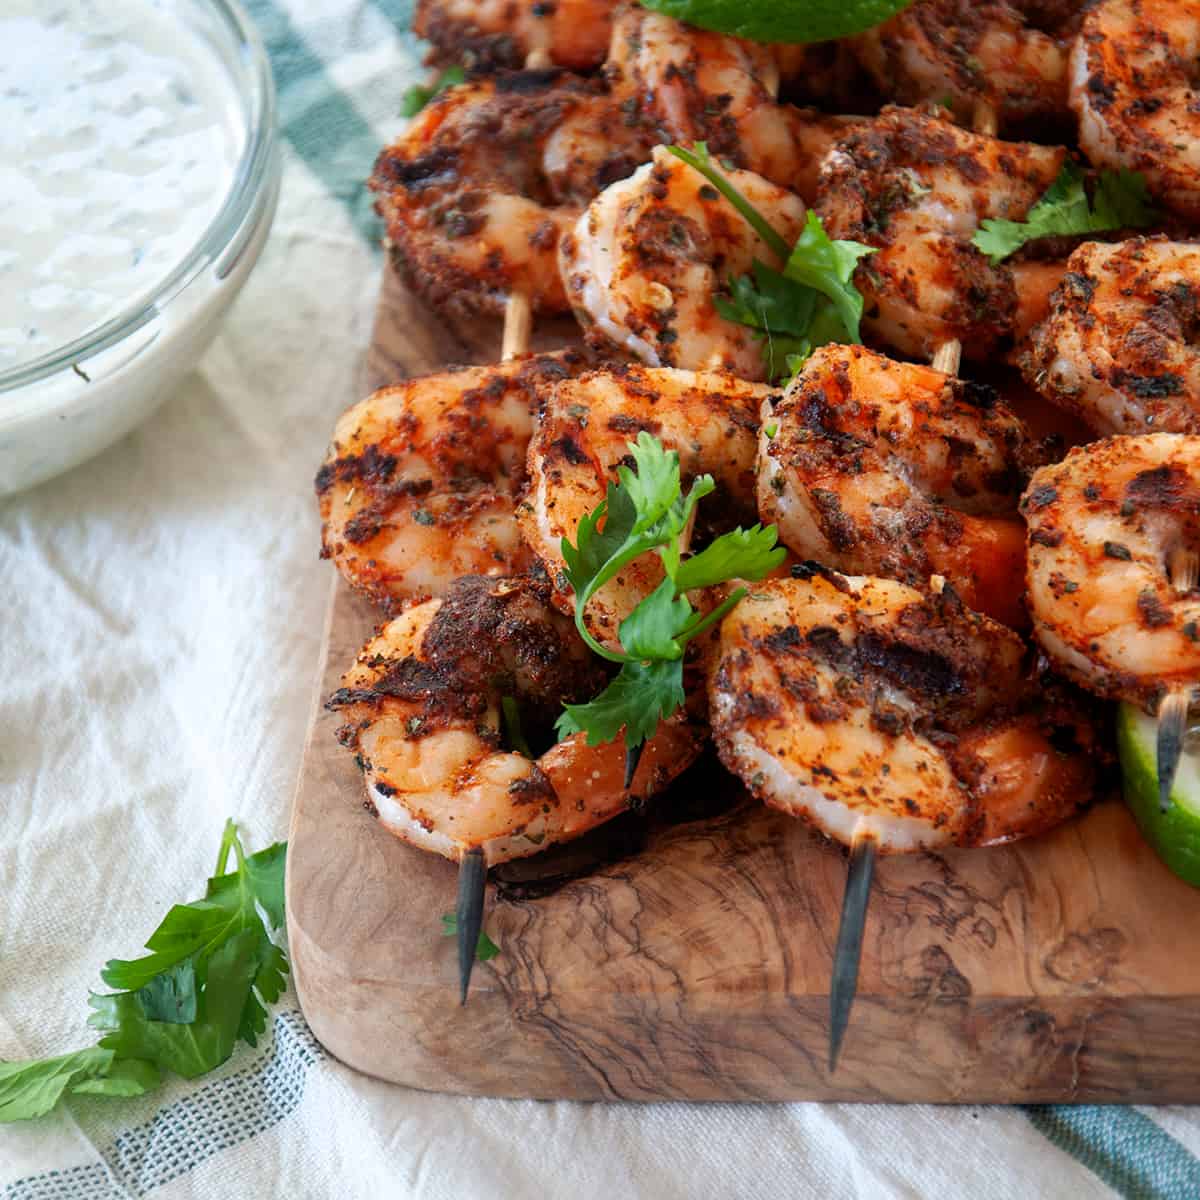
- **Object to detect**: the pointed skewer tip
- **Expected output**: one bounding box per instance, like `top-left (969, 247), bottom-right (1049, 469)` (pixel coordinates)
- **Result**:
top-left (624, 740), bottom-right (645, 791)
top-left (829, 834), bottom-right (877, 1074)
top-left (1157, 689), bottom-right (1189, 815)
top-left (456, 848), bottom-right (488, 1005)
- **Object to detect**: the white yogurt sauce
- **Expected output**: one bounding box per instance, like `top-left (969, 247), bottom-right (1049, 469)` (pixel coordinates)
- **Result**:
top-left (0, 0), bottom-right (242, 370)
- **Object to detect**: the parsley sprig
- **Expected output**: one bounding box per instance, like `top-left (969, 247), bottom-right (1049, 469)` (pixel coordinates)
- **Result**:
top-left (971, 161), bottom-right (1157, 264)
top-left (668, 143), bottom-right (875, 382)
top-left (556, 433), bottom-right (784, 752)
top-left (0, 822), bottom-right (288, 1123)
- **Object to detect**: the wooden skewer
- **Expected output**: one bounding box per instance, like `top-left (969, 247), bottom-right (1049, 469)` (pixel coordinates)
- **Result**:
top-left (458, 287), bottom-right (537, 1004)
top-left (829, 823), bottom-right (877, 1073)
top-left (930, 339), bottom-right (962, 376)
top-left (829, 97), bottom-right (996, 1068)
top-left (1157, 549), bottom-right (1200, 812)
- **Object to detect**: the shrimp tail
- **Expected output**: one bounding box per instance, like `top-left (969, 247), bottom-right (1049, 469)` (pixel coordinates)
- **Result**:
top-left (456, 847), bottom-right (488, 1005)
top-left (1157, 689), bottom-right (1190, 814)
top-left (829, 832), bottom-right (877, 1073)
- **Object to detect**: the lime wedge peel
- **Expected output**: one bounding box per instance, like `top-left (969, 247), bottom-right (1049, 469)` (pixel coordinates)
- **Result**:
top-left (636, 0), bottom-right (917, 44)
top-left (1117, 702), bottom-right (1200, 887)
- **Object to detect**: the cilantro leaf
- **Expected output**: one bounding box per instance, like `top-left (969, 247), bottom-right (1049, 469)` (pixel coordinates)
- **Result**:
top-left (89, 930), bottom-right (261, 1079)
top-left (674, 525), bottom-right (787, 593)
top-left (401, 66), bottom-right (465, 118)
top-left (619, 431), bottom-right (682, 535)
top-left (441, 913), bottom-right (500, 961)
top-left (135, 961), bottom-right (197, 1024)
top-left (618, 577), bottom-right (694, 660)
top-left (783, 211), bottom-right (876, 344)
top-left (669, 146), bottom-right (874, 381)
top-left (101, 829), bottom-right (287, 991)
top-left (557, 658), bottom-right (686, 749)
top-left (71, 1057), bottom-right (161, 1098)
top-left (972, 162), bottom-right (1157, 264)
top-left (0, 1048), bottom-right (111, 1121)
top-left (0, 822), bottom-right (288, 1125)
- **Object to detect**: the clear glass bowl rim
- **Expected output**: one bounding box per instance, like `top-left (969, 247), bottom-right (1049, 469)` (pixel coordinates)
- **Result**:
top-left (0, 0), bottom-right (278, 393)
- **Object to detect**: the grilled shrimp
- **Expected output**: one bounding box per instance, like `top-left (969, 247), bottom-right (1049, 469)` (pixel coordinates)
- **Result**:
top-left (415, 0), bottom-right (616, 72)
top-left (1022, 433), bottom-right (1200, 711)
top-left (817, 105), bottom-right (1067, 361)
top-left (1071, 0), bottom-right (1200, 220)
top-left (1020, 239), bottom-right (1200, 436)
top-left (329, 574), bottom-right (704, 863)
top-left (370, 73), bottom-right (652, 318)
top-left (606, 6), bottom-right (858, 201)
top-left (758, 345), bottom-right (1032, 628)
top-left (519, 363), bottom-right (769, 650)
top-left (851, 0), bottom-right (1080, 129)
top-left (709, 572), bottom-right (1099, 850)
top-left (559, 146), bottom-right (808, 380)
top-left (317, 353), bottom-right (589, 612)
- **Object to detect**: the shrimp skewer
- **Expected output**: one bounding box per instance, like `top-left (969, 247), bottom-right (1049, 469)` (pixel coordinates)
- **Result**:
top-left (817, 105), bottom-right (1066, 364)
top-left (758, 344), bottom-right (1034, 628)
top-left (1022, 433), bottom-right (1200, 812)
top-left (329, 575), bottom-right (704, 999)
top-left (708, 572), bottom-right (1099, 1065)
top-left (560, 145), bottom-right (808, 379)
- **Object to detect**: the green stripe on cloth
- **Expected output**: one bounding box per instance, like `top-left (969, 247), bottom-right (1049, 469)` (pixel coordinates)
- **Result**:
top-left (243, 0), bottom-right (383, 243)
top-left (367, 0), bottom-right (416, 30)
top-left (1026, 1106), bottom-right (1200, 1199)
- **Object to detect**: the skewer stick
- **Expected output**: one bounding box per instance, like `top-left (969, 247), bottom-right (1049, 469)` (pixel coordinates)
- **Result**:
top-left (501, 290), bottom-right (533, 362)
top-left (930, 339), bottom-right (962, 376)
top-left (1157, 550), bottom-right (1200, 811)
top-left (829, 823), bottom-right (877, 1073)
top-left (972, 100), bottom-right (998, 138)
top-left (456, 847), bottom-right (488, 1004)
top-left (459, 280), bottom-right (536, 1004)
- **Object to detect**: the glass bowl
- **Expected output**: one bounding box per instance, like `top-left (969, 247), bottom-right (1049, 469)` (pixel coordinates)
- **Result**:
top-left (0, 0), bottom-right (280, 496)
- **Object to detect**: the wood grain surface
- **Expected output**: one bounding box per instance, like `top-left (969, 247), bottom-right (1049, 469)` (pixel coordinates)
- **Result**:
top-left (287, 263), bottom-right (1200, 1102)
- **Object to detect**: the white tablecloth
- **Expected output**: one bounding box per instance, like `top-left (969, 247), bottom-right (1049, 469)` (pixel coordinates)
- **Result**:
top-left (3, 2), bottom-right (1200, 1196)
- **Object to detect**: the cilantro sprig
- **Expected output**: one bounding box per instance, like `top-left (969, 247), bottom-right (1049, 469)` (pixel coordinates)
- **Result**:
top-left (401, 65), bottom-right (466, 118)
top-left (971, 162), bottom-right (1158, 264)
top-left (667, 144), bottom-right (875, 382)
top-left (556, 433), bottom-right (784, 752)
top-left (0, 822), bottom-right (288, 1123)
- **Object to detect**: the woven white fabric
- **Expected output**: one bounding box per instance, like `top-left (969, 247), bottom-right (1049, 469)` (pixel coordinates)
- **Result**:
top-left (3, 2), bottom-right (1200, 1196)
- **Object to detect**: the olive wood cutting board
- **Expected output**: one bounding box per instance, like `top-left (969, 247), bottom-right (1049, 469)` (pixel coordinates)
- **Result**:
top-left (287, 262), bottom-right (1200, 1102)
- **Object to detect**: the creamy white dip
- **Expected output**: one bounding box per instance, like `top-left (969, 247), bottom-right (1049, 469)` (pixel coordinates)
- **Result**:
top-left (0, 0), bottom-right (241, 370)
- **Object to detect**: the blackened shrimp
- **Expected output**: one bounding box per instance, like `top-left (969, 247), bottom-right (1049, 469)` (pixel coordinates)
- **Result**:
top-left (1020, 239), bottom-right (1200, 436)
top-left (559, 146), bottom-right (808, 380)
top-left (519, 363), bottom-right (769, 649)
top-left (415, 0), bottom-right (617, 72)
top-left (1022, 433), bottom-right (1200, 711)
top-left (817, 105), bottom-right (1067, 361)
top-left (1071, 0), bottom-right (1200, 220)
top-left (316, 353), bottom-right (588, 612)
top-left (606, 6), bottom-right (859, 201)
top-left (852, 0), bottom-right (1081, 129)
top-left (328, 575), bottom-right (703, 863)
top-left (709, 572), bottom-right (1099, 850)
top-left (758, 345), bottom-right (1032, 628)
top-left (370, 73), bottom-right (652, 318)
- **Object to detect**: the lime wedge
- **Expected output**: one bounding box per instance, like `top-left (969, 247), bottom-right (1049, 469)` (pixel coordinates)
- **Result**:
top-left (638, 0), bottom-right (916, 44)
top-left (1117, 702), bottom-right (1200, 887)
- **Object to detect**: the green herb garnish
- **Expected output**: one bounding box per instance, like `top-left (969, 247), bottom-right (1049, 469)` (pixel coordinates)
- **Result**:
top-left (638, 0), bottom-right (917, 44)
top-left (668, 144), bottom-right (875, 382)
top-left (0, 822), bottom-right (287, 1123)
top-left (401, 65), bottom-right (466, 118)
top-left (556, 432), bottom-right (784, 753)
top-left (971, 162), bottom-right (1158, 265)
top-left (441, 913), bottom-right (500, 961)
